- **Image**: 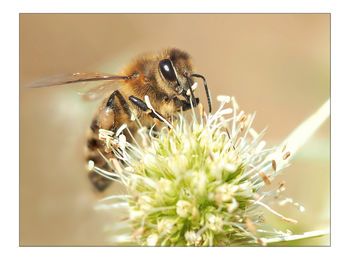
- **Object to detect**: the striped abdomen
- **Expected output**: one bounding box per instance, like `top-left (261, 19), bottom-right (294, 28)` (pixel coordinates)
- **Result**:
top-left (85, 89), bottom-right (139, 192)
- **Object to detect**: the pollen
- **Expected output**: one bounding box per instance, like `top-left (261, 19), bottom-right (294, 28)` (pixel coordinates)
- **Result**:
top-left (282, 143), bottom-right (287, 152)
top-left (272, 160), bottom-right (277, 171)
top-left (259, 172), bottom-right (271, 185)
top-left (283, 151), bottom-right (291, 160)
top-left (87, 160), bottom-right (94, 171)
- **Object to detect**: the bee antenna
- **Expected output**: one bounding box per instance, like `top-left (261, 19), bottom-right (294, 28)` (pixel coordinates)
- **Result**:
top-left (191, 74), bottom-right (212, 113)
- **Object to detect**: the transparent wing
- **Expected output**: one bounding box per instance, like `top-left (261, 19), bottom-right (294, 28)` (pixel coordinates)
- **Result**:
top-left (78, 80), bottom-right (123, 101)
top-left (24, 72), bottom-right (131, 88)
top-left (24, 72), bottom-right (132, 101)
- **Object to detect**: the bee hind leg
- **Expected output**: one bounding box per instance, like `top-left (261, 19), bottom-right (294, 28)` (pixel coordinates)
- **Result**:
top-left (88, 171), bottom-right (113, 192)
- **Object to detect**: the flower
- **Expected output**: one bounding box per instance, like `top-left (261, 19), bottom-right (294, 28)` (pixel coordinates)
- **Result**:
top-left (206, 214), bottom-right (224, 232)
top-left (93, 96), bottom-right (330, 246)
top-left (176, 200), bottom-right (192, 218)
top-left (146, 234), bottom-right (158, 246)
top-left (185, 230), bottom-right (202, 246)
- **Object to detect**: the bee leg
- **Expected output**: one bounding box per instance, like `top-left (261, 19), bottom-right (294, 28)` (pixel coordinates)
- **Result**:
top-left (86, 150), bottom-right (114, 192)
top-left (87, 90), bottom-right (122, 193)
top-left (129, 96), bottom-right (149, 111)
top-left (173, 96), bottom-right (200, 111)
top-left (183, 98), bottom-right (200, 111)
top-left (129, 95), bottom-right (172, 128)
top-left (88, 170), bottom-right (113, 192)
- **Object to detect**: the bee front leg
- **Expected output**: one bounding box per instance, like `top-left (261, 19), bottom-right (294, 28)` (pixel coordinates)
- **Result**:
top-left (173, 96), bottom-right (200, 112)
top-left (129, 96), bottom-right (172, 128)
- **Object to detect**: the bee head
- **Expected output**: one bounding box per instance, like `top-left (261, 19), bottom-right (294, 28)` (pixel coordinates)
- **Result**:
top-left (158, 48), bottom-right (195, 95)
top-left (158, 48), bottom-right (212, 113)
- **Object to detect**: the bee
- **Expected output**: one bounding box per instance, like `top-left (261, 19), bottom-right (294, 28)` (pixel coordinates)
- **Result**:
top-left (26, 48), bottom-right (212, 192)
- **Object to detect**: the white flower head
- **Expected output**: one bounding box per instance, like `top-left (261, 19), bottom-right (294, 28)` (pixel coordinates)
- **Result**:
top-left (190, 170), bottom-right (208, 195)
top-left (146, 234), bottom-right (158, 246)
top-left (156, 178), bottom-right (174, 198)
top-left (206, 214), bottom-right (224, 232)
top-left (138, 195), bottom-right (153, 211)
top-left (96, 95), bottom-right (329, 246)
top-left (185, 231), bottom-right (202, 246)
top-left (129, 209), bottom-right (145, 221)
top-left (157, 218), bottom-right (175, 235)
top-left (216, 183), bottom-right (239, 204)
top-left (227, 198), bottom-right (239, 213)
top-left (176, 200), bottom-right (192, 218)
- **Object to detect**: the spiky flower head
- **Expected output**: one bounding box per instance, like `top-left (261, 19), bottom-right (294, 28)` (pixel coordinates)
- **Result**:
top-left (91, 96), bottom-right (329, 246)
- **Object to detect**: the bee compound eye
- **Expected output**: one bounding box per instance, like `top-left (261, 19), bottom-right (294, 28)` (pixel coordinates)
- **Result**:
top-left (159, 59), bottom-right (178, 82)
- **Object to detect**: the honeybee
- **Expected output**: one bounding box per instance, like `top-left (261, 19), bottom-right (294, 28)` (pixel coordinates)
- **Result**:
top-left (26, 48), bottom-right (212, 192)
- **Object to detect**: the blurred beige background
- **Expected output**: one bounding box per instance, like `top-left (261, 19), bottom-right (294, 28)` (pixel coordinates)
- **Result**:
top-left (20, 14), bottom-right (330, 246)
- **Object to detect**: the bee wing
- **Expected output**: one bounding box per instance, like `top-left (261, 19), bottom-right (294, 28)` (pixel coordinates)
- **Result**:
top-left (24, 72), bottom-right (131, 101)
top-left (78, 80), bottom-right (123, 101)
top-left (24, 72), bottom-right (130, 88)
